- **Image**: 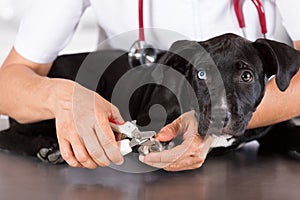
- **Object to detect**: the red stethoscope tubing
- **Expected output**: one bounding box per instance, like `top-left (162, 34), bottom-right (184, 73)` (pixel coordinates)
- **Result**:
top-left (234, 0), bottom-right (267, 37)
top-left (139, 0), bottom-right (267, 39)
top-left (128, 0), bottom-right (157, 67)
top-left (138, 0), bottom-right (145, 41)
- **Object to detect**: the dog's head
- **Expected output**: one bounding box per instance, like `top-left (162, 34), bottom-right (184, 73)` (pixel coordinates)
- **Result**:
top-left (159, 33), bottom-right (300, 137)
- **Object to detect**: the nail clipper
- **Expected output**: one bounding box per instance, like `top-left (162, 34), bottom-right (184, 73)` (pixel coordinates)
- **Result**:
top-left (110, 121), bottom-right (174, 156)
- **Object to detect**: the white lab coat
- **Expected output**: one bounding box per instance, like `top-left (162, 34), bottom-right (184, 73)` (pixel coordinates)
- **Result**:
top-left (14, 0), bottom-right (300, 63)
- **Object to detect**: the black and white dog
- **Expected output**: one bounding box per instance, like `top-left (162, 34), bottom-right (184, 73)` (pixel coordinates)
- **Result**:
top-left (1, 33), bottom-right (300, 163)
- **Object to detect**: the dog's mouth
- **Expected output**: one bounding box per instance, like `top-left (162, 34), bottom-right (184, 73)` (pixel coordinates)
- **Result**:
top-left (203, 110), bottom-right (247, 138)
top-left (221, 117), bottom-right (249, 137)
top-left (205, 110), bottom-right (231, 135)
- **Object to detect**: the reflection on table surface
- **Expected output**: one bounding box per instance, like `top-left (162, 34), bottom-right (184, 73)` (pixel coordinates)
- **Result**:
top-left (1, 141), bottom-right (300, 200)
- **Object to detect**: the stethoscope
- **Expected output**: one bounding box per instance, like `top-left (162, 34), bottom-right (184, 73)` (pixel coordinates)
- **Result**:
top-left (128, 0), bottom-right (267, 68)
top-left (128, 0), bottom-right (158, 67)
top-left (234, 0), bottom-right (267, 38)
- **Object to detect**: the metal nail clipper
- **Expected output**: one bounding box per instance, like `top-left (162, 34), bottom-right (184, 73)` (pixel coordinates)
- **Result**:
top-left (110, 121), bottom-right (175, 156)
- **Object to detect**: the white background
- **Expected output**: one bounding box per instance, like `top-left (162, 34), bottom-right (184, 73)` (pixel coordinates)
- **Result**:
top-left (0, 0), bottom-right (99, 66)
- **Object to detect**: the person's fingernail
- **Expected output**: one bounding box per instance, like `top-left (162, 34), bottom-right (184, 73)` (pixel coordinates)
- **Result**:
top-left (139, 155), bottom-right (145, 162)
top-left (155, 132), bottom-right (163, 139)
top-left (156, 133), bottom-right (169, 142)
top-left (116, 159), bottom-right (124, 165)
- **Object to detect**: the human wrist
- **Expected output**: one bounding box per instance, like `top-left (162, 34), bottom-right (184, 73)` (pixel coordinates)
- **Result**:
top-left (47, 78), bottom-right (76, 118)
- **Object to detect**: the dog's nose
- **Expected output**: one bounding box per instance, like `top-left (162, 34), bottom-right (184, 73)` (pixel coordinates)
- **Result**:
top-left (223, 111), bottom-right (231, 127)
top-left (211, 111), bottom-right (231, 128)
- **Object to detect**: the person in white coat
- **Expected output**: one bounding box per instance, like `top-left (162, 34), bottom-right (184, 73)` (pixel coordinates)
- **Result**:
top-left (1, 0), bottom-right (300, 171)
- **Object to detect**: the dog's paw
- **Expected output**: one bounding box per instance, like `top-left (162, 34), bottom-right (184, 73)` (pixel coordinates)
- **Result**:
top-left (37, 147), bottom-right (64, 164)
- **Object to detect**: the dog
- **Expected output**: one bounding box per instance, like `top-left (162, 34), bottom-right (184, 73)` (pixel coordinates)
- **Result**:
top-left (1, 33), bottom-right (300, 164)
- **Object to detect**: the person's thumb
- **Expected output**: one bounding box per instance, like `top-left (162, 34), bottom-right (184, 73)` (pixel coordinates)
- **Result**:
top-left (110, 105), bottom-right (125, 124)
top-left (156, 120), bottom-right (180, 142)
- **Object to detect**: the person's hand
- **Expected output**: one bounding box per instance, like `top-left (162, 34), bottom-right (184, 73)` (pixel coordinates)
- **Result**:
top-left (139, 110), bottom-right (213, 171)
top-left (52, 80), bottom-right (124, 169)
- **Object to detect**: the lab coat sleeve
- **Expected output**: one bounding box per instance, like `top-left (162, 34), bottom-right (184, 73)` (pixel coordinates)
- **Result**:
top-left (276, 0), bottom-right (300, 41)
top-left (14, 0), bottom-right (90, 63)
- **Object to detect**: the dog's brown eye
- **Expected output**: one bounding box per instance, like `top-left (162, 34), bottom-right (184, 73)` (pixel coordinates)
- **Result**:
top-left (240, 71), bottom-right (253, 82)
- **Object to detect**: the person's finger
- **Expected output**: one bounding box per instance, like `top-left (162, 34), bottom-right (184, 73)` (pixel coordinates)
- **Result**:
top-left (94, 121), bottom-right (124, 165)
top-left (114, 132), bottom-right (123, 141)
top-left (163, 162), bottom-right (204, 171)
top-left (109, 104), bottom-right (125, 124)
top-left (139, 147), bottom-right (199, 170)
top-left (144, 144), bottom-right (204, 171)
top-left (156, 110), bottom-right (197, 142)
top-left (138, 158), bottom-right (167, 169)
top-left (140, 134), bottom-right (205, 167)
top-left (84, 140), bottom-right (112, 167)
top-left (140, 147), bottom-right (203, 171)
top-left (140, 138), bottom-right (192, 164)
top-left (69, 134), bottom-right (99, 169)
top-left (156, 119), bottom-right (181, 142)
top-left (58, 138), bottom-right (82, 168)
top-left (164, 136), bottom-right (214, 171)
top-left (75, 124), bottom-right (113, 167)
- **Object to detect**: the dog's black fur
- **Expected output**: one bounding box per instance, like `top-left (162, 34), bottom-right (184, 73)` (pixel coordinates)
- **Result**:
top-left (1, 33), bottom-right (300, 163)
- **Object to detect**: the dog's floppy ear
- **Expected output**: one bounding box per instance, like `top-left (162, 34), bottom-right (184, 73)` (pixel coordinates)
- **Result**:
top-left (253, 39), bottom-right (300, 91)
top-left (158, 40), bottom-right (200, 74)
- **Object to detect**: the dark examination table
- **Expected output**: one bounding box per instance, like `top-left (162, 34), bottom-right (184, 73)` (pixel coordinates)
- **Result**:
top-left (1, 120), bottom-right (300, 200)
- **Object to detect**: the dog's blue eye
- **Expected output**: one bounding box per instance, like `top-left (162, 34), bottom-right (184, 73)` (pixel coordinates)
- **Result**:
top-left (198, 70), bottom-right (206, 80)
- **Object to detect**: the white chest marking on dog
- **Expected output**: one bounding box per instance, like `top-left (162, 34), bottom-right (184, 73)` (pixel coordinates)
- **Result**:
top-left (0, 115), bottom-right (9, 131)
top-left (210, 134), bottom-right (236, 148)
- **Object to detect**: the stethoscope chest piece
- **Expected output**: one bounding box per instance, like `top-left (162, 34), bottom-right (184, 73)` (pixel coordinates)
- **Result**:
top-left (128, 40), bottom-right (158, 68)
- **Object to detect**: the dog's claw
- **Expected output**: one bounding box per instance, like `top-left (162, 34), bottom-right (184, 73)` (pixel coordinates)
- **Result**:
top-left (37, 147), bottom-right (64, 164)
top-left (38, 148), bottom-right (50, 158)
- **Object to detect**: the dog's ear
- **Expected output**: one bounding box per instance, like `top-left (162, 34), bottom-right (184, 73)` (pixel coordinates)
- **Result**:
top-left (253, 39), bottom-right (300, 91)
top-left (158, 40), bottom-right (200, 74)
